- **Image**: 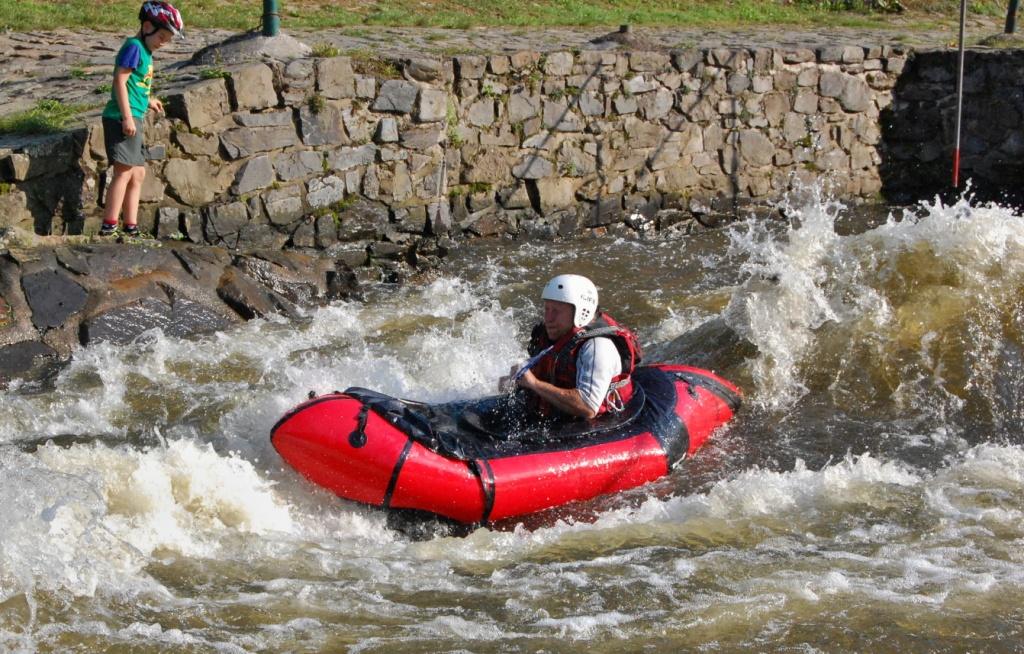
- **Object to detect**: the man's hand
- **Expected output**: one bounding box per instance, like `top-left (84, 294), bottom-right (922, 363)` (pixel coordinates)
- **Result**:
top-left (122, 116), bottom-right (137, 137)
top-left (518, 371), bottom-right (597, 419)
top-left (149, 97), bottom-right (164, 114)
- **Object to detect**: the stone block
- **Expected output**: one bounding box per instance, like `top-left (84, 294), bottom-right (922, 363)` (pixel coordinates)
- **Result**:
top-left (630, 51), bottom-right (671, 72)
top-left (400, 126), bottom-right (443, 151)
top-left (220, 125), bottom-right (300, 160)
top-left (372, 80), bottom-right (419, 114)
top-left (508, 91), bottom-right (542, 122)
top-left (543, 101), bottom-right (583, 132)
top-left (227, 63), bottom-right (278, 110)
top-left (337, 199), bottom-right (389, 240)
top-left (513, 155), bottom-right (554, 179)
top-left (205, 201), bottom-right (251, 249)
top-left (739, 130), bottom-right (774, 167)
top-left (455, 56), bottom-right (487, 80)
top-left (489, 56), bottom-right (511, 75)
top-left (793, 89), bottom-right (819, 114)
top-left (166, 79), bottom-right (231, 130)
top-left (355, 75), bottom-right (377, 98)
top-left (21, 269), bottom-right (87, 330)
top-left (376, 117), bottom-right (400, 143)
top-left (306, 175), bottom-right (346, 209)
top-left (317, 57), bottom-right (356, 99)
top-left (673, 49), bottom-right (702, 73)
top-left (164, 158), bottom-right (220, 206)
top-left (624, 75), bottom-right (658, 95)
top-left (532, 178), bottom-right (575, 215)
top-left (233, 156), bottom-right (274, 195)
top-left (544, 52), bottom-right (574, 76)
top-left (641, 88), bottom-right (674, 120)
top-left (614, 93), bottom-right (639, 115)
top-left (275, 150), bottom-right (324, 181)
top-left (418, 88), bottom-right (448, 123)
top-left (465, 98), bottom-right (495, 128)
top-left (233, 110), bottom-right (293, 128)
top-left (510, 50), bottom-right (540, 70)
top-left (405, 57), bottom-right (444, 82)
top-left (299, 103), bottom-right (348, 146)
top-left (464, 149), bottom-right (513, 184)
top-left (263, 185), bottom-right (306, 226)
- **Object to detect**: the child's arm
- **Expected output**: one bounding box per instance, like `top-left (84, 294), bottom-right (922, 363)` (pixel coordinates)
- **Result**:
top-left (112, 67), bottom-right (135, 136)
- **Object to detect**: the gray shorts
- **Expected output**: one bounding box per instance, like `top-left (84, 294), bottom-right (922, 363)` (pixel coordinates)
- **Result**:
top-left (102, 117), bottom-right (146, 167)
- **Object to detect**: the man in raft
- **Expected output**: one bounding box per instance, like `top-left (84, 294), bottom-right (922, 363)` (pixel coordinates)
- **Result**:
top-left (501, 274), bottom-right (642, 421)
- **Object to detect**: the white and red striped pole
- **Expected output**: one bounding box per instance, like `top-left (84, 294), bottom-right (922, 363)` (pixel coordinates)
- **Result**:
top-left (952, 0), bottom-right (968, 188)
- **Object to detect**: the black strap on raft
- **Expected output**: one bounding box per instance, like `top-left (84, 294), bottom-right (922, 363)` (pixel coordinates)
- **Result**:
top-left (382, 438), bottom-right (414, 509)
top-left (348, 404), bottom-right (370, 448)
top-left (468, 458), bottom-right (496, 524)
top-left (672, 370), bottom-right (742, 414)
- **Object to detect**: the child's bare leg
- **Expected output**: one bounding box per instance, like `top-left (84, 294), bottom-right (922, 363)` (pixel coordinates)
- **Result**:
top-left (121, 166), bottom-right (146, 227)
top-left (102, 163), bottom-right (136, 225)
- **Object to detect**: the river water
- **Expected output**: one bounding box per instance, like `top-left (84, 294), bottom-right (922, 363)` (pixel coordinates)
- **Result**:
top-left (2, 186), bottom-right (1024, 652)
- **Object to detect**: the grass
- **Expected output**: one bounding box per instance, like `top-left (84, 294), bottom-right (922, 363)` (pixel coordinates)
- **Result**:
top-left (0, 0), bottom-right (1009, 32)
top-left (0, 99), bottom-right (91, 135)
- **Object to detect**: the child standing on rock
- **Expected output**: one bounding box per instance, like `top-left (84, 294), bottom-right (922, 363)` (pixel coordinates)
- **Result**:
top-left (100, 1), bottom-right (184, 237)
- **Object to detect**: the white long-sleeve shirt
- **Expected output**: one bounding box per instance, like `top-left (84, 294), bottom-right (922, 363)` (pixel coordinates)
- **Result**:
top-left (575, 337), bottom-right (622, 412)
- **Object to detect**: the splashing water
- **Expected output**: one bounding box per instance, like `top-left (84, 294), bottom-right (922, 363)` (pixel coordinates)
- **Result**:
top-left (2, 184), bottom-right (1024, 651)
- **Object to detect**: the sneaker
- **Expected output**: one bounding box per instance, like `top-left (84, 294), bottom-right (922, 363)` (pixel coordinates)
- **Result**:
top-left (123, 224), bottom-right (140, 237)
top-left (99, 222), bottom-right (118, 236)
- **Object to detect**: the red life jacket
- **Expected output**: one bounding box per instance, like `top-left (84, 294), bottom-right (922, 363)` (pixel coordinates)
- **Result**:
top-left (526, 311), bottom-right (643, 418)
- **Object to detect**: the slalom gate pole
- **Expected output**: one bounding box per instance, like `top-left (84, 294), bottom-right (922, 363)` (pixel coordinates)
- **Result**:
top-left (952, 0), bottom-right (968, 188)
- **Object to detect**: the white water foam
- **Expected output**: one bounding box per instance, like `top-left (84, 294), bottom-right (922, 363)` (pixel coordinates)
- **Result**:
top-left (723, 186), bottom-right (1024, 410)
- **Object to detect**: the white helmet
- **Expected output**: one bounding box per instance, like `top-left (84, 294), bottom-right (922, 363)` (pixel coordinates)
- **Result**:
top-left (541, 274), bottom-right (598, 327)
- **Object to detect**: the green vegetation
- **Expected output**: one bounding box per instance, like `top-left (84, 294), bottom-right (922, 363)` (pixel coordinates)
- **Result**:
top-left (0, 99), bottom-right (90, 135)
top-left (0, 183), bottom-right (14, 195)
top-left (311, 42), bottom-right (341, 58)
top-left (445, 99), bottom-right (464, 148)
top-left (0, 0), bottom-right (1007, 32)
top-left (199, 67), bottom-right (231, 80)
top-left (346, 49), bottom-right (402, 79)
top-left (308, 93), bottom-right (327, 114)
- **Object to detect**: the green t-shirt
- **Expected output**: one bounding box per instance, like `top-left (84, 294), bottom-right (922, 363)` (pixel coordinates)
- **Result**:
top-left (102, 37), bottom-right (154, 120)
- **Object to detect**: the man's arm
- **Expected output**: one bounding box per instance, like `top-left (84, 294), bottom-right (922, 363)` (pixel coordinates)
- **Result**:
top-left (516, 369), bottom-right (597, 419)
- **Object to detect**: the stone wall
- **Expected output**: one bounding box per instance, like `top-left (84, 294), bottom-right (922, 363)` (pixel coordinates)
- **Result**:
top-left (1, 45), bottom-right (1022, 266)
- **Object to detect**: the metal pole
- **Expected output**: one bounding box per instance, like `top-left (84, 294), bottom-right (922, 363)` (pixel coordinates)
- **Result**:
top-left (263, 0), bottom-right (280, 37)
top-left (1008, 0), bottom-right (1020, 34)
top-left (952, 0), bottom-right (968, 188)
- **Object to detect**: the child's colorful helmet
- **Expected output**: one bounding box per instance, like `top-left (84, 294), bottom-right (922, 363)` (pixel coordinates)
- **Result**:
top-left (139, 1), bottom-right (184, 36)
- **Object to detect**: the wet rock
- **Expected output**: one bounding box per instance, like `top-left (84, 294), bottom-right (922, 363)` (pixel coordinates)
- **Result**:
top-left (21, 268), bottom-right (87, 330)
top-left (0, 340), bottom-right (59, 385)
top-left (217, 267), bottom-right (299, 320)
top-left (337, 199), bottom-right (389, 241)
top-left (205, 201), bottom-right (250, 249)
top-left (80, 295), bottom-right (233, 345)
